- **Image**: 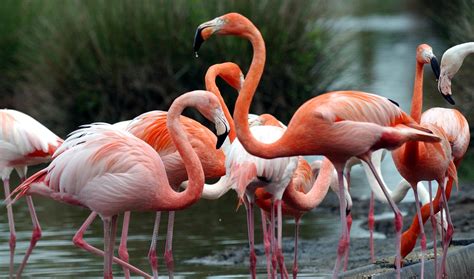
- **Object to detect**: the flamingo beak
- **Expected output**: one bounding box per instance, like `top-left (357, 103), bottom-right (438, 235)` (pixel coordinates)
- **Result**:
top-left (430, 56), bottom-right (441, 81)
top-left (216, 131), bottom-right (229, 149)
top-left (441, 93), bottom-right (455, 105)
top-left (193, 26), bottom-right (206, 54)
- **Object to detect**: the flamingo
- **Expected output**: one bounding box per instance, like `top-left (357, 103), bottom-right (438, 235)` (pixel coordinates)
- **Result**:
top-left (71, 62), bottom-right (243, 279)
top-left (438, 42), bottom-right (474, 102)
top-left (0, 109), bottom-right (62, 278)
top-left (391, 44), bottom-right (456, 278)
top-left (255, 157), bottom-right (351, 279)
top-left (7, 90), bottom-right (230, 278)
top-left (193, 13), bottom-right (441, 278)
top-left (400, 107), bottom-right (469, 277)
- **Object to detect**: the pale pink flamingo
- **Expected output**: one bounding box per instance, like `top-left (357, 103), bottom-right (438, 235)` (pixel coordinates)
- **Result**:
top-left (0, 109), bottom-right (62, 278)
top-left (391, 44), bottom-right (456, 278)
top-left (438, 42), bottom-right (474, 102)
top-left (72, 62), bottom-right (242, 279)
top-left (194, 13), bottom-right (441, 278)
top-left (400, 107), bottom-right (469, 277)
top-left (7, 90), bottom-right (230, 278)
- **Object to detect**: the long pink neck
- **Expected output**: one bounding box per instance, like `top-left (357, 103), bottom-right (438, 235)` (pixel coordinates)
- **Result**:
top-left (410, 62), bottom-right (424, 123)
top-left (160, 93), bottom-right (205, 210)
top-left (283, 158), bottom-right (334, 211)
top-left (205, 69), bottom-right (236, 142)
top-left (233, 24), bottom-right (290, 159)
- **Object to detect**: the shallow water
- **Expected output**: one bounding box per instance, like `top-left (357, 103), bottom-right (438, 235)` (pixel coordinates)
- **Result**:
top-left (0, 10), bottom-right (458, 279)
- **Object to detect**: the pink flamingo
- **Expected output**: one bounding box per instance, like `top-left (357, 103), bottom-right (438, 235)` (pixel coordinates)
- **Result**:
top-left (400, 107), bottom-right (469, 278)
top-left (7, 90), bottom-right (230, 278)
top-left (70, 62), bottom-right (242, 279)
top-left (194, 13), bottom-right (441, 278)
top-left (392, 44), bottom-right (456, 278)
top-left (0, 109), bottom-right (62, 278)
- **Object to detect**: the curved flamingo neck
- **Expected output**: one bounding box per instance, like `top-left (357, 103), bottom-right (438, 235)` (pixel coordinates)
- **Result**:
top-left (410, 62), bottom-right (424, 123)
top-left (205, 69), bottom-right (236, 141)
top-left (163, 93), bottom-right (205, 210)
top-left (233, 22), bottom-right (288, 158)
top-left (283, 158), bottom-right (334, 211)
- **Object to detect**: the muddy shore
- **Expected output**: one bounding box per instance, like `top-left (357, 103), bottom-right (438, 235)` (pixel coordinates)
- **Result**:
top-left (188, 182), bottom-right (474, 275)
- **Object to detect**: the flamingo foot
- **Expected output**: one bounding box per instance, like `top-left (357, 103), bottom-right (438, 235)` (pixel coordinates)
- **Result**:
top-left (394, 211), bottom-right (403, 279)
top-left (9, 232), bottom-right (16, 279)
top-left (249, 249), bottom-right (257, 279)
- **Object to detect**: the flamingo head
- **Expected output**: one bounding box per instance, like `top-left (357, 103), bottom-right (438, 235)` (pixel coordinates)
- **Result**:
top-left (416, 44), bottom-right (441, 80)
top-left (212, 62), bottom-right (244, 91)
top-left (192, 91), bottom-right (230, 149)
top-left (194, 13), bottom-right (256, 54)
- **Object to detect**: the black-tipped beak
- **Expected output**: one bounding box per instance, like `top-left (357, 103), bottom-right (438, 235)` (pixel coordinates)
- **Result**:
top-left (193, 26), bottom-right (205, 54)
top-left (430, 56), bottom-right (440, 80)
top-left (346, 208), bottom-right (351, 217)
top-left (216, 130), bottom-right (229, 149)
top-left (442, 94), bottom-right (455, 105)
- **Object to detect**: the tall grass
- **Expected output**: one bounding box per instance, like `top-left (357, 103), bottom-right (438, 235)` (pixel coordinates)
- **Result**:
top-left (422, 0), bottom-right (474, 179)
top-left (2, 0), bottom-right (351, 135)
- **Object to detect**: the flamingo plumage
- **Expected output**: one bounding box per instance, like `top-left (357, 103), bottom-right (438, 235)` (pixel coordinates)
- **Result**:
top-left (72, 62), bottom-right (242, 279)
top-left (0, 109), bottom-right (62, 278)
top-left (391, 44), bottom-right (455, 278)
top-left (400, 108), bottom-right (469, 277)
top-left (194, 13), bottom-right (442, 279)
top-left (7, 90), bottom-right (230, 278)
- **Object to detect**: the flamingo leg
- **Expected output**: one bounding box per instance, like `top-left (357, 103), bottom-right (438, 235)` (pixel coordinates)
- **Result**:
top-left (261, 209), bottom-right (272, 279)
top-left (440, 180), bottom-right (453, 278)
top-left (368, 191), bottom-right (376, 263)
top-left (164, 211), bottom-right (175, 279)
top-left (412, 184), bottom-right (426, 278)
top-left (343, 212), bottom-right (353, 271)
top-left (275, 200), bottom-right (288, 279)
top-left (72, 212), bottom-right (151, 278)
top-left (292, 217), bottom-right (300, 279)
top-left (245, 198), bottom-right (257, 279)
top-left (3, 178), bottom-right (16, 279)
top-left (428, 181), bottom-right (438, 279)
top-left (148, 212), bottom-right (161, 279)
top-left (362, 157), bottom-right (402, 279)
top-left (16, 195), bottom-right (42, 277)
top-left (270, 202), bottom-right (277, 279)
top-left (332, 168), bottom-right (350, 278)
top-left (103, 215), bottom-right (118, 279)
top-left (118, 211), bottom-right (131, 279)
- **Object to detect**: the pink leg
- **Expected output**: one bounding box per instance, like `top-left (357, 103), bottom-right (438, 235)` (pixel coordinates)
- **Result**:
top-left (261, 209), bottom-right (272, 279)
top-left (164, 211), bottom-right (175, 279)
top-left (440, 180), bottom-right (453, 278)
top-left (428, 181), bottom-right (438, 279)
top-left (118, 211), bottom-right (131, 279)
top-left (148, 212), bottom-right (161, 279)
top-left (361, 157), bottom-right (402, 279)
top-left (270, 202), bottom-right (277, 279)
top-left (72, 212), bottom-right (151, 278)
top-left (16, 195), bottom-right (42, 277)
top-left (292, 217), bottom-right (300, 279)
top-left (103, 215), bottom-right (118, 279)
top-left (332, 168), bottom-right (350, 279)
top-left (3, 178), bottom-right (16, 279)
top-left (244, 198), bottom-right (256, 279)
top-left (412, 184), bottom-right (426, 278)
top-left (343, 212), bottom-right (353, 271)
top-left (275, 200), bottom-right (288, 279)
top-left (368, 191), bottom-right (375, 263)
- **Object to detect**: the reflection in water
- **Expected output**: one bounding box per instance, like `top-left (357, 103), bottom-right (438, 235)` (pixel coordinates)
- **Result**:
top-left (0, 12), bottom-right (449, 278)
